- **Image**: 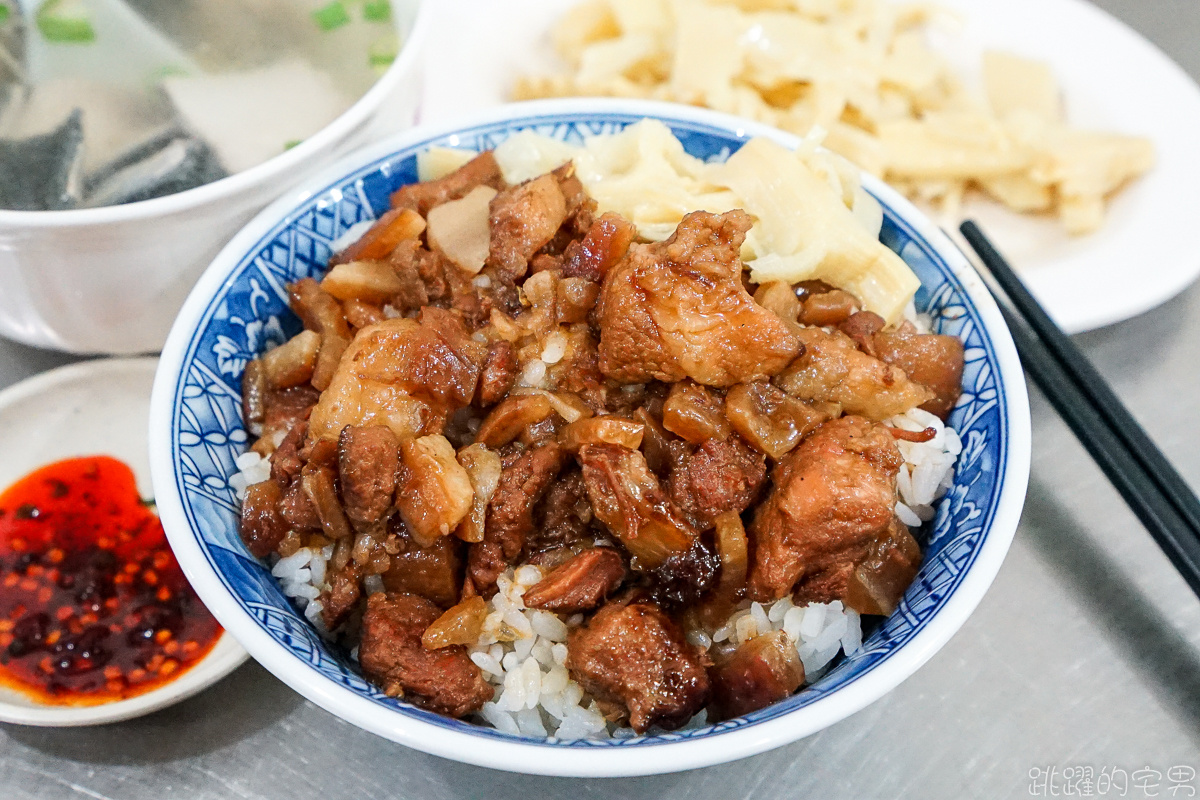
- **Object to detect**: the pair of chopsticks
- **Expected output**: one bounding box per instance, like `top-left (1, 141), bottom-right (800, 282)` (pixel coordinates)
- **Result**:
top-left (959, 222), bottom-right (1200, 599)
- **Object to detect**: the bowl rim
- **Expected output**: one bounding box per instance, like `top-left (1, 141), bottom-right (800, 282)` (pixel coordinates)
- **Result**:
top-left (0, 0), bottom-right (431, 228)
top-left (150, 98), bottom-right (1031, 777)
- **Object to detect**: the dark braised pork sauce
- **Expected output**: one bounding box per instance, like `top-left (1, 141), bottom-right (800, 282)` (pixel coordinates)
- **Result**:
top-left (237, 150), bottom-right (965, 726)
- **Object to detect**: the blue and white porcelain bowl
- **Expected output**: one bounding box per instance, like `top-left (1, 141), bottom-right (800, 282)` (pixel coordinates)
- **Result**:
top-left (149, 100), bottom-right (1031, 777)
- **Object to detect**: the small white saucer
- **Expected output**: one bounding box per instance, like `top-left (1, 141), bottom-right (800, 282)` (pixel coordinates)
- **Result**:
top-left (0, 356), bottom-right (247, 726)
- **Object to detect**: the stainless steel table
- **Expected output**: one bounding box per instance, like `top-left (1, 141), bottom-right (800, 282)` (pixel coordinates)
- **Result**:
top-left (4, 2), bottom-right (1200, 796)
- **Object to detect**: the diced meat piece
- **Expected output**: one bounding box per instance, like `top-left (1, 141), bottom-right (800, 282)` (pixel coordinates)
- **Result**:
top-left (307, 314), bottom-right (485, 442)
top-left (554, 161), bottom-right (596, 237)
top-left (390, 151), bottom-right (505, 216)
top-left (556, 277), bottom-right (601, 324)
top-left (798, 288), bottom-right (860, 327)
top-left (343, 298), bottom-right (386, 330)
top-left (467, 443), bottom-right (567, 594)
top-left (337, 425), bottom-right (399, 531)
top-left (724, 381), bottom-right (828, 460)
top-left (487, 174), bottom-right (568, 280)
top-left (578, 444), bottom-right (698, 569)
top-left (271, 420), bottom-right (308, 488)
top-left (871, 331), bottom-right (965, 420)
top-left (239, 480), bottom-right (289, 558)
top-left (567, 601), bottom-right (710, 732)
top-left (710, 631), bottom-right (805, 720)
top-left (242, 359), bottom-right (267, 438)
top-left (358, 593), bottom-right (493, 717)
top-left (319, 563), bottom-right (362, 630)
top-left (669, 436), bottom-right (766, 530)
top-left (277, 480), bottom-right (322, 533)
top-left (562, 212), bottom-right (636, 283)
top-left (262, 386), bottom-right (321, 444)
top-left (388, 239), bottom-right (431, 312)
top-left (839, 311), bottom-right (886, 354)
top-left (596, 210), bottom-right (801, 387)
top-left (527, 469), bottom-right (595, 557)
top-left (842, 518), bottom-right (922, 615)
top-left (747, 416), bottom-right (903, 602)
top-left (523, 548), bottom-right (627, 613)
top-left (662, 380), bottom-right (730, 444)
top-left (382, 519), bottom-right (463, 608)
top-left (775, 327), bottom-right (933, 422)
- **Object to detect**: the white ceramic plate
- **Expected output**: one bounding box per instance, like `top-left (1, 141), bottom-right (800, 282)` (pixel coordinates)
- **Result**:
top-left (0, 357), bottom-right (247, 726)
top-left (416, 0), bottom-right (1200, 333)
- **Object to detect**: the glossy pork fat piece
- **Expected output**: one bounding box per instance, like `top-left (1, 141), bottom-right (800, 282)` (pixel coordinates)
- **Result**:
top-left (235, 148), bottom-right (965, 733)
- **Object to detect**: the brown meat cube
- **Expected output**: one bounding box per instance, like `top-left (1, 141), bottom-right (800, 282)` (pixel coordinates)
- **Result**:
top-left (710, 631), bottom-right (805, 720)
top-left (390, 151), bottom-right (505, 216)
top-left (277, 480), bottom-right (322, 533)
top-left (271, 420), bottom-right (308, 488)
top-left (239, 480), bottom-right (289, 558)
top-left (775, 327), bottom-right (933, 422)
top-left (523, 548), bottom-right (626, 613)
top-left (578, 444), bottom-right (698, 569)
top-left (596, 210), bottom-right (801, 387)
top-left (467, 443), bottom-right (567, 594)
top-left (358, 592), bottom-right (493, 717)
top-left (872, 331), bottom-right (965, 420)
top-left (527, 469), bottom-right (595, 558)
top-left (669, 436), bottom-right (766, 530)
top-left (262, 386), bottom-right (321, 444)
top-left (337, 425), bottom-right (399, 531)
top-left (567, 601), bottom-right (710, 732)
top-left (748, 416), bottom-right (903, 602)
top-left (476, 340), bottom-right (518, 406)
top-left (381, 520), bottom-right (463, 608)
top-left (319, 563), bottom-right (362, 630)
top-left (487, 174), bottom-right (568, 280)
top-left (799, 288), bottom-right (860, 327)
top-left (554, 161), bottom-right (596, 237)
top-left (388, 239), bottom-right (431, 313)
top-left (839, 311), bottom-right (886, 353)
top-left (562, 212), bottom-right (636, 283)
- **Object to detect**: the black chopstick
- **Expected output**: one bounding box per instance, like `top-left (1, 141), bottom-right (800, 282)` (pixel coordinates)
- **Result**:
top-left (959, 221), bottom-right (1200, 599)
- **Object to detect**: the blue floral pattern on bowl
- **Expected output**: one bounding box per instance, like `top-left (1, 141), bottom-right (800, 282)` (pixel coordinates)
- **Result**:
top-left (166, 112), bottom-right (1009, 747)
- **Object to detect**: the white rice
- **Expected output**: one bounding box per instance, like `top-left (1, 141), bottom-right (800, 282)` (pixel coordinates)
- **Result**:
top-left (229, 407), bottom-right (960, 736)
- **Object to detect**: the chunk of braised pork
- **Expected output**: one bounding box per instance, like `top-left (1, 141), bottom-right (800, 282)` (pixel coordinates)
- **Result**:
top-left (553, 162), bottom-right (596, 238)
top-left (668, 436), bottom-right (766, 531)
top-left (567, 601), bottom-right (711, 732)
top-left (467, 443), bottom-right (568, 595)
top-left (748, 416), bottom-right (903, 602)
top-left (289, 278), bottom-right (352, 391)
top-left (477, 341), bottom-right (518, 406)
top-left (710, 631), bottom-right (805, 720)
top-left (842, 518), bottom-right (922, 615)
top-left (239, 480), bottom-right (289, 558)
top-left (577, 444), bottom-right (698, 569)
top-left (596, 210), bottom-right (801, 387)
top-left (382, 518), bottom-right (463, 609)
top-left (487, 173), bottom-right (568, 280)
top-left (390, 151), bottom-right (505, 216)
top-left (307, 311), bottom-right (486, 442)
top-left (522, 548), bottom-right (627, 613)
top-left (358, 592), bottom-right (492, 717)
top-left (562, 212), bottom-right (636, 283)
top-left (319, 563), bottom-right (362, 630)
top-left (270, 420), bottom-right (308, 488)
top-left (775, 327), bottom-right (933, 422)
top-left (724, 382), bottom-right (829, 460)
top-left (872, 331), bottom-right (965, 420)
top-left (526, 469), bottom-right (595, 560)
top-left (330, 208), bottom-right (426, 266)
top-left (337, 425), bottom-right (399, 532)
